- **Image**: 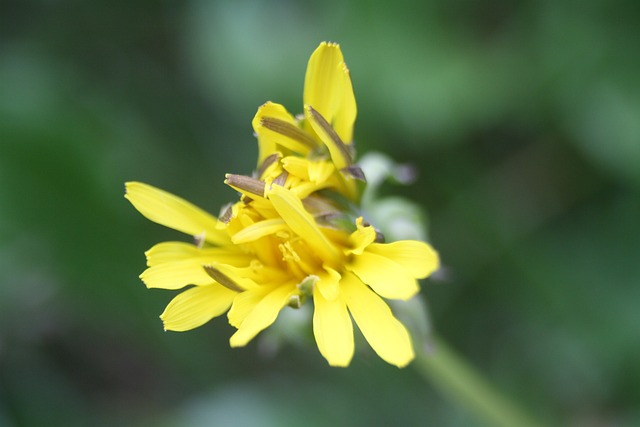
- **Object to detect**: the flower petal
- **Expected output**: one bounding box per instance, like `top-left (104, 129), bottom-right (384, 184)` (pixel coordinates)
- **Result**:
top-left (346, 217), bottom-right (376, 255)
top-left (227, 285), bottom-right (273, 328)
top-left (348, 251), bottom-right (419, 300)
top-left (140, 260), bottom-right (213, 289)
top-left (281, 157), bottom-right (336, 185)
top-left (229, 284), bottom-right (296, 347)
top-left (303, 42), bottom-right (356, 143)
top-left (267, 185), bottom-right (342, 265)
top-left (313, 287), bottom-right (354, 367)
top-left (341, 273), bottom-right (415, 367)
top-left (125, 182), bottom-right (229, 245)
top-left (231, 218), bottom-right (288, 244)
top-left (252, 101), bottom-right (314, 163)
top-left (160, 284), bottom-right (236, 331)
top-left (366, 241), bottom-right (439, 279)
top-left (144, 242), bottom-right (201, 266)
top-left (316, 265), bottom-right (341, 301)
top-left (145, 242), bottom-right (252, 267)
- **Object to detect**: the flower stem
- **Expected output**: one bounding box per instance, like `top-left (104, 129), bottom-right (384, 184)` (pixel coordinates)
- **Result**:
top-left (414, 337), bottom-right (543, 427)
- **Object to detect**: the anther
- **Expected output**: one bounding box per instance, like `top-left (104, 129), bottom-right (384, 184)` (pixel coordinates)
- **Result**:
top-left (225, 174), bottom-right (266, 197)
top-left (306, 106), bottom-right (353, 165)
top-left (261, 117), bottom-right (317, 148)
top-left (203, 265), bottom-right (245, 292)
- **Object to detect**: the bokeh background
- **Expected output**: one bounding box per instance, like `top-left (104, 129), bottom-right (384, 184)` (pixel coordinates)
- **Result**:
top-left (1, 0), bottom-right (639, 426)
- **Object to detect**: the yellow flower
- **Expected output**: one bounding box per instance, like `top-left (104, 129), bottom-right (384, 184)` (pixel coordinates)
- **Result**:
top-left (125, 42), bottom-right (439, 367)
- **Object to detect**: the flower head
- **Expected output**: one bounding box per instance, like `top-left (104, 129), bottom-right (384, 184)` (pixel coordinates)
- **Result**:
top-left (126, 42), bottom-right (439, 367)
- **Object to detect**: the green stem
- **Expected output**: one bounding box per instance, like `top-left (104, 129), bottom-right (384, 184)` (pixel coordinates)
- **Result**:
top-left (414, 337), bottom-right (542, 427)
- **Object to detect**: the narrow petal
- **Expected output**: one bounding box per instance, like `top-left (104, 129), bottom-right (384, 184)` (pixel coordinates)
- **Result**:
top-left (341, 273), bottom-right (415, 367)
top-left (252, 101), bottom-right (313, 163)
top-left (160, 284), bottom-right (236, 331)
top-left (348, 251), bottom-right (419, 300)
top-left (267, 185), bottom-right (342, 265)
top-left (231, 218), bottom-right (288, 244)
top-left (229, 284), bottom-right (296, 347)
top-left (313, 287), bottom-right (354, 367)
top-left (366, 241), bottom-right (440, 279)
top-left (125, 182), bottom-right (229, 245)
top-left (144, 242), bottom-right (200, 266)
top-left (305, 105), bottom-right (352, 170)
top-left (145, 242), bottom-right (251, 267)
top-left (140, 260), bottom-right (213, 289)
top-left (303, 42), bottom-right (356, 143)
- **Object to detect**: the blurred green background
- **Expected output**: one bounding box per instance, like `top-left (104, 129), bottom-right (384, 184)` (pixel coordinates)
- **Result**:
top-left (1, 0), bottom-right (639, 426)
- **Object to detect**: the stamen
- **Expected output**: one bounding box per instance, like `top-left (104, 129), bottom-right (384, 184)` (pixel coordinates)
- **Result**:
top-left (203, 265), bottom-right (245, 292)
top-left (271, 171), bottom-right (289, 187)
top-left (256, 152), bottom-right (281, 179)
top-left (219, 203), bottom-right (234, 224)
top-left (306, 105), bottom-right (353, 165)
top-left (225, 174), bottom-right (266, 197)
top-left (341, 165), bottom-right (367, 182)
top-left (193, 232), bottom-right (206, 248)
top-left (261, 117), bottom-right (317, 148)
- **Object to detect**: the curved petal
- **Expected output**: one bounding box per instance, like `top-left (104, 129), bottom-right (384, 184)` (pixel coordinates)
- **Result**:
top-left (303, 42), bottom-right (356, 143)
top-left (140, 260), bottom-right (213, 289)
top-left (316, 265), bottom-right (341, 301)
top-left (341, 273), bottom-right (414, 367)
top-left (281, 157), bottom-right (336, 185)
top-left (346, 217), bottom-right (376, 255)
top-left (305, 105), bottom-right (352, 170)
top-left (125, 182), bottom-right (230, 245)
top-left (268, 185), bottom-right (342, 265)
top-left (252, 101), bottom-right (314, 163)
top-left (313, 287), bottom-right (354, 367)
top-left (229, 284), bottom-right (296, 347)
top-left (160, 284), bottom-right (236, 331)
top-left (348, 251), bottom-right (419, 300)
top-left (366, 241), bottom-right (439, 279)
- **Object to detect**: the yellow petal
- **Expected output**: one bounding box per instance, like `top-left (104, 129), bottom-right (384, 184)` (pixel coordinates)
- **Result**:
top-left (346, 217), bottom-right (376, 255)
top-left (227, 285), bottom-right (273, 328)
top-left (303, 42), bottom-right (357, 143)
top-left (229, 284), bottom-right (296, 347)
top-left (267, 185), bottom-right (341, 265)
top-left (313, 287), bottom-right (354, 367)
top-left (160, 284), bottom-right (236, 331)
top-left (231, 218), bottom-right (288, 244)
top-left (341, 273), bottom-right (415, 367)
top-left (144, 242), bottom-right (251, 267)
top-left (307, 159), bottom-right (335, 184)
top-left (316, 265), bottom-right (342, 301)
top-left (366, 241), bottom-right (440, 279)
top-left (210, 262), bottom-right (259, 291)
top-left (125, 182), bottom-right (229, 245)
top-left (140, 260), bottom-right (213, 289)
top-left (252, 101), bottom-right (314, 163)
top-left (144, 241), bottom-right (201, 266)
top-left (348, 250), bottom-right (419, 300)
